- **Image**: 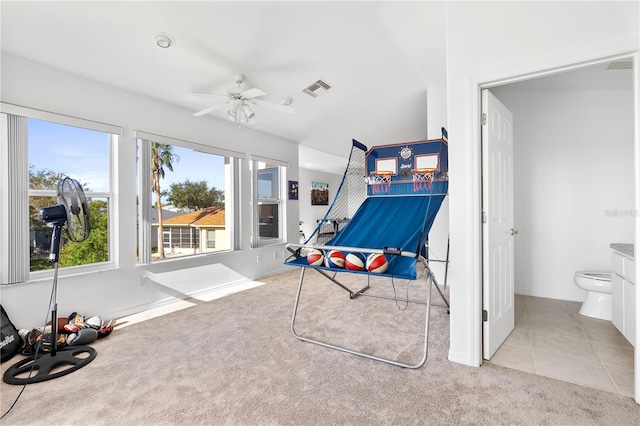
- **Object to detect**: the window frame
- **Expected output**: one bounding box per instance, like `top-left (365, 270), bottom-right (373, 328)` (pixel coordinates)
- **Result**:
top-left (135, 131), bottom-right (243, 264)
top-left (0, 103), bottom-right (120, 284)
top-left (251, 156), bottom-right (287, 248)
top-left (206, 229), bottom-right (216, 249)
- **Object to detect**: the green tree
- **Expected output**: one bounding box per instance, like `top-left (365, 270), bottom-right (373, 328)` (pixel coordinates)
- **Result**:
top-left (151, 142), bottom-right (179, 259)
top-left (59, 200), bottom-right (109, 266)
top-left (29, 167), bottom-right (65, 232)
top-left (29, 166), bottom-right (66, 190)
top-left (28, 167), bottom-right (92, 226)
top-left (164, 179), bottom-right (224, 210)
top-left (28, 167), bottom-right (103, 271)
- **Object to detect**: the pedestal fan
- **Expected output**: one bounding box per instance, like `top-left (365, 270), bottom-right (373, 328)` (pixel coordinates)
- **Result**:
top-left (3, 177), bottom-right (97, 384)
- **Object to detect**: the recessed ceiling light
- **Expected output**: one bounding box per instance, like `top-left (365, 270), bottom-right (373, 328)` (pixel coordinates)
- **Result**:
top-left (154, 33), bottom-right (175, 49)
top-left (281, 97), bottom-right (294, 106)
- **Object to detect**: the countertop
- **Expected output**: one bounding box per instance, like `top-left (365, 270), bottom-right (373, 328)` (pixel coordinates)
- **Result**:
top-left (610, 243), bottom-right (634, 259)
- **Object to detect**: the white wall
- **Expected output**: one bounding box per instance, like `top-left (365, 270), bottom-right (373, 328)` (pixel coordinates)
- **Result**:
top-left (427, 86), bottom-right (447, 140)
top-left (297, 168), bottom-right (343, 242)
top-left (445, 1), bottom-right (639, 367)
top-left (491, 87), bottom-right (634, 301)
top-left (426, 86), bottom-right (449, 284)
top-left (1, 53), bottom-right (300, 329)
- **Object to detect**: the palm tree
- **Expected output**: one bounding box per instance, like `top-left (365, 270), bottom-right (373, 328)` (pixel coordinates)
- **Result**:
top-left (151, 142), bottom-right (179, 259)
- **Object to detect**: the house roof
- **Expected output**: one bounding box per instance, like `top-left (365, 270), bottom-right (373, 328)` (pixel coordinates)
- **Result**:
top-left (157, 205), bottom-right (225, 227)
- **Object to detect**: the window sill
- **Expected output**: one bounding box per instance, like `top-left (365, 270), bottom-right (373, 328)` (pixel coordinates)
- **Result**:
top-left (256, 239), bottom-right (285, 248)
top-left (137, 249), bottom-right (235, 267)
top-left (18, 262), bottom-right (117, 285)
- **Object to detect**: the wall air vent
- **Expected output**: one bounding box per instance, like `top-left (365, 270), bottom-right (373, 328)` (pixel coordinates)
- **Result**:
top-left (605, 60), bottom-right (633, 70)
top-left (303, 79), bottom-right (332, 97)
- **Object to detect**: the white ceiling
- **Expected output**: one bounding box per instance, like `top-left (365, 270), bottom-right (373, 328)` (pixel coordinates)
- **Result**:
top-left (1, 2), bottom-right (632, 173)
top-left (0, 1), bottom-right (446, 173)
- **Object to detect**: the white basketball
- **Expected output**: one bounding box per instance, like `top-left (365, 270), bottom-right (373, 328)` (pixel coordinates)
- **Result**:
top-left (306, 249), bottom-right (324, 266)
top-left (324, 250), bottom-right (345, 268)
top-left (366, 253), bottom-right (388, 273)
top-left (345, 252), bottom-right (366, 271)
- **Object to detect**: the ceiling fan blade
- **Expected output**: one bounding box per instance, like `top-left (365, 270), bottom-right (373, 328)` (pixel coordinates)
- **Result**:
top-left (193, 101), bottom-right (227, 117)
top-left (191, 92), bottom-right (228, 97)
top-left (252, 98), bottom-right (295, 114)
top-left (241, 88), bottom-right (266, 99)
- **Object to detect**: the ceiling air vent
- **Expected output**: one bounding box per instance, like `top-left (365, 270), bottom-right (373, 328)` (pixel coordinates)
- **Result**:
top-left (605, 60), bottom-right (633, 70)
top-left (303, 79), bottom-right (332, 97)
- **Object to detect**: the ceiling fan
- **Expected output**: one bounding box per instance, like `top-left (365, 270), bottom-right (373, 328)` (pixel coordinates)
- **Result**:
top-left (193, 73), bottom-right (294, 126)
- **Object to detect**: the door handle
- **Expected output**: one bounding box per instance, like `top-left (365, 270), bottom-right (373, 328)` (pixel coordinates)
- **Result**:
top-left (510, 228), bottom-right (519, 236)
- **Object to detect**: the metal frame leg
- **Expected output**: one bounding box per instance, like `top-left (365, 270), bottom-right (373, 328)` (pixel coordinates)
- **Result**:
top-left (312, 268), bottom-right (370, 298)
top-left (290, 266), bottom-right (434, 369)
top-left (422, 258), bottom-right (449, 312)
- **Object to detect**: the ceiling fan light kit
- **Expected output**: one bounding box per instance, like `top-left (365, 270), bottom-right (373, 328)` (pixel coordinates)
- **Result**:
top-left (242, 104), bottom-right (255, 119)
top-left (192, 73), bottom-right (295, 126)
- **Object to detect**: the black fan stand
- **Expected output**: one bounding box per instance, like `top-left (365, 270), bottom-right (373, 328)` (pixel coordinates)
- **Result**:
top-left (3, 217), bottom-right (96, 385)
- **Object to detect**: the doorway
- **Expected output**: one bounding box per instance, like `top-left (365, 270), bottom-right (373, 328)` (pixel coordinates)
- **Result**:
top-left (481, 58), bottom-right (636, 396)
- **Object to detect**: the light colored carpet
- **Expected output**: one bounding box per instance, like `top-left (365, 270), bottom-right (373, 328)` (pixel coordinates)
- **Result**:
top-left (1, 268), bottom-right (638, 425)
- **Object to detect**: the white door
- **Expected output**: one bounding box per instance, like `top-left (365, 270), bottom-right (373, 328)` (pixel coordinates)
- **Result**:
top-left (482, 89), bottom-right (515, 360)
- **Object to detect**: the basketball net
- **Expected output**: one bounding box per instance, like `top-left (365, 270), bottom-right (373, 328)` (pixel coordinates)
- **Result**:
top-left (304, 140), bottom-right (367, 246)
top-left (369, 171), bottom-right (392, 194)
top-left (412, 168), bottom-right (436, 191)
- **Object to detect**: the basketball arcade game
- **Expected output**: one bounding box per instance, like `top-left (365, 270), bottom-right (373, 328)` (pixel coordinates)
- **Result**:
top-left (285, 129), bottom-right (450, 368)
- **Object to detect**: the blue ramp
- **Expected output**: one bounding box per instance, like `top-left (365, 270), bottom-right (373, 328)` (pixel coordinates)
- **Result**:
top-left (286, 191), bottom-right (446, 279)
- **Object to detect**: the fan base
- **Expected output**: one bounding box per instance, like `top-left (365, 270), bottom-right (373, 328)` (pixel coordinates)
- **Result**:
top-left (3, 345), bottom-right (97, 385)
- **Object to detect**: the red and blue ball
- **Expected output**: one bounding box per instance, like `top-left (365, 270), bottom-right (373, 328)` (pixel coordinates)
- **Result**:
top-left (344, 252), bottom-right (366, 271)
top-left (306, 249), bottom-right (324, 266)
top-left (324, 250), bottom-right (346, 268)
top-left (366, 253), bottom-right (388, 273)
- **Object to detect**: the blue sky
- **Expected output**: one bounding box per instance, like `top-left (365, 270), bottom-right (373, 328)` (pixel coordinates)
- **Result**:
top-left (29, 119), bottom-right (226, 198)
top-left (168, 145), bottom-right (226, 192)
top-left (29, 119), bottom-right (110, 192)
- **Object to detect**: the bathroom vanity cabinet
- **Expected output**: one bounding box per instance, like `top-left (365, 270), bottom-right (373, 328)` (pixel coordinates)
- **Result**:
top-left (611, 243), bottom-right (635, 346)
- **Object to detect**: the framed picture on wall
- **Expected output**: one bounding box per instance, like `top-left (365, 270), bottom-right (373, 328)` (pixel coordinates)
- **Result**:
top-left (288, 180), bottom-right (299, 200)
top-left (311, 181), bottom-right (329, 205)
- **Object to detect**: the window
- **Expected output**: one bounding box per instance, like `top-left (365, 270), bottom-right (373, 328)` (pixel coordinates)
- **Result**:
top-left (28, 119), bottom-right (112, 272)
top-left (136, 133), bottom-right (241, 263)
top-left (252, 159), bottom-right (286, 247)
top-left (0, 107), bottom-right (118, 284)
top-left (206, 230), bottom-right (216, 249)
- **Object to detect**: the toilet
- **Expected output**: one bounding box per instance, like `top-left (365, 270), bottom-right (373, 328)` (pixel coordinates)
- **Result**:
top-left (573, 271), bottom-right (612, 321)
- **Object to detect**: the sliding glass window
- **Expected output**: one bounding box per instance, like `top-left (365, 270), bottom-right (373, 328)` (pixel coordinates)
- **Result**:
top-left (0, 109), bottom-right (117, 284)
top-left (251, 159), bottom-right (287, 248)
top-left (136, 134), bottom-right (240, 263)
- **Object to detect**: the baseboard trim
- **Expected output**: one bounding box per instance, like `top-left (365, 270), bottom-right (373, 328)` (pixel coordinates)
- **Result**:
top-left (448, 349), bottom-right (480, 367)
top-left (514, 287), bottom-right (584, 303)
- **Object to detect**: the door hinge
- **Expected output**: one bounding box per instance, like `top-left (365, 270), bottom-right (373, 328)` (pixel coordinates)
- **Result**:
top-left (481, 113), bottom-right (487, 125)
top-left (482, 211), bottom-right (487, 223)
top-left (482, 309), bottom-right (488, 322)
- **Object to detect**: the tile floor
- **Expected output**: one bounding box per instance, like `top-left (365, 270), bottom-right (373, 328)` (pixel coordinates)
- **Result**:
top-left (488, 294), bottom-right (635, 397)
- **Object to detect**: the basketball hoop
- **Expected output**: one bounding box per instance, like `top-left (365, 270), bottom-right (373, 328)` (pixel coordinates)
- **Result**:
top-left (412, 168), bottom-right (436, 191)
top-left (369, 171), bottom-right (392, 194)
